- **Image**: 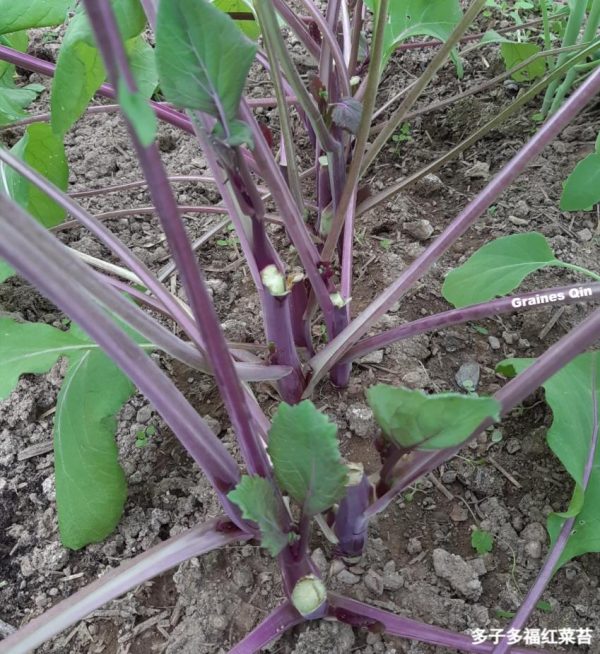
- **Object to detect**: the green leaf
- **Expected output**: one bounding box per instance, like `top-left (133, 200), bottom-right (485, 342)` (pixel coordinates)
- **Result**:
top-left (595, 131), bottom-right (600, 154)
top-left (0, 30), bottom-right (28, 83)
top-left (442, 233), bottom-right (558, 308)
top-left (117, 77), bottom-right (157, 146)
top-left (212, 0), bottom-right (260, 40)
top-left (560, 153), bottom-right (600, 211)
top-left (228, 475), bottom-right (289, 556)
top-left (0, 260), bottom-right (14, 282)
top-left (51, 0), bottom-right (146, 135)
top-left (498, 353), bottom-right (600, 569)
top-left (367, 384), bottom-right (500, 450)
top-left (156, 0), bottom-right (257, 128)
top-left (268, 401), bottom-right (348, 516)
top-left (0, 0), bottom-right (72, 35)
top-left (471, 528), bottom-right (494, 554)
top-left (126, 35), bottom-right (158, 98)
top-left (500, 42), bottom-right (545, 81)
top-left (365, 0), bottom-right (463, 72)
top-left (54, 349), bottom-right (132, 549)
top-left (1, 123), bottom-right (68, 227)
top-left (0, 319), bottom-right (88, 400)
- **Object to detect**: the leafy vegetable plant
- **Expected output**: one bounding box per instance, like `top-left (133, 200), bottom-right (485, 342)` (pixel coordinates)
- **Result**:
top-left (0, 0), bottom-right (599, 652)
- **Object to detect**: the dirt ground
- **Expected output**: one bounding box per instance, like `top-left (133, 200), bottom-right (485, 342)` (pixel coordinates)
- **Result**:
top-left (1, 9), bottom-right (600, 654)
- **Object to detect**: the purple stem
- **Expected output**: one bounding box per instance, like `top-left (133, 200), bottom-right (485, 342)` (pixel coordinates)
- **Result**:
top-left (0, 518), bottom-right (249, 654)
top-left (343, 282), bottom-right (600, 363)
top-left (0, 148), bottom-right (204, 346)
top-left (492, 356), bottom-right (599, 654)
top-left (228, 602), bottom-right (303, 654)
top-left (365, 307), bottom-right (600, 519)
top-left (271, 0), bottom-right (321, 62)
top-left (328, 594), bottom-right (553, 654)
top-left (306, 61), bottom-right (600, 391)
top-left (0, 196), bottom-right (244, 521)
top-left (81, 0), bottom-right (270, 478)
top-left (334, 473), bottom-right (373, 557)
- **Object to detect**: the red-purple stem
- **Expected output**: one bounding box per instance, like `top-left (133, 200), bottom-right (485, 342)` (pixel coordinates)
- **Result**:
top-left (228, 602), bottom-right (303, 654)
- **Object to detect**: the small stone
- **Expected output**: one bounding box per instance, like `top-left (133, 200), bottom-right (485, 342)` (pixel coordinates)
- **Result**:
top-left (441, 470), bottom-right (457, 484)
top-left (121, 404), bottom-right (135, 421)
top-left (465, 161), bottom-right (490, 180)
top-left (520, 522), bottom-right (547, 543)
top-left (42, 476), bottom-right (56, 502)
top-left (508, 216), bottom-right (529, 226)
top-left (488, 336), bottom-right (501, 350)
top-left (346, 405), bottom-right (376, 439)
top-left (136, 406), bottom-right (153, 424)
top-left (450, 504), bottom-right (469, 522)
top-left (311, 548), bottom-right (328, 578)
top-left (513, 200), bottom-right (530, 218)
top-left (359, 350), bottom-right (384, 365)
top-left (417, 173), bottom-right (444, 193)
top-left (471, 604), bottom-right (490, 628)
top-left (404, 219), bottom-right (434, 241)
top-left (525, 541), bottom-right (542, 559)
top-left (406, 538), bottom-right (422, 555)
top-left (577, 228), bottom-right (593, 242)
top-left (401, 367), bottom-right (430, 389)
top-left (330, 560), bottom-right (346, 576)
top-left (455, 362), bottom-right (480, 392)
top-left (338, 570), bottom-right (361, 585)
top-left (432, 549), bottom-right (483, 600)
top-left (506, 438), bottom-right (521, 454)
top-left (364, 570), bottom-right (384, 596)
top-left (383, 571), bottom-right (404, 591)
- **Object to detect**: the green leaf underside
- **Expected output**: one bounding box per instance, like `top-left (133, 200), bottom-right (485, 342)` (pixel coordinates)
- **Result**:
top-left (0, 319), bottom-right (87, 399)
top-left (3, 123), bottom-right (68, 227)
top-left (55, 349), bottom-right (132, 549)
top-left (228, 476), bottom-right (288, 556)
top-left (471, 529), bottom-right (493, 554)
top-left (126, 36), bottom-right (159, 98)
top-left (367, 384), bottom-right (500, 450)
top-left (118, 77), bottom-right (157, 147)
top-left (51, 0), bottom-right (146, 135)
top-left (365, 0), bottom-right (463, 72)
top-left (500, 42), bottom-right (545, 81)
top-left (268, 401), bottom-right (348, 516)
top-left (560, 153), bottom-right (600, 211)
top-left (442, 232), bottom-right (558, 308)
top-left (0, 0), bottom-right (71, 34)
top-left (0, 260), bottom-right (15, 282)
top-left (212, 0), bottom-right (260, 39)
top-left (498, 353), bottom-right (600, 569)
top-left (155, 0), bottom-right (257, 126)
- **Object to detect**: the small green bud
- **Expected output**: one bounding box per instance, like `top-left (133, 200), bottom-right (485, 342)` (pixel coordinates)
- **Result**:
top-left (261, 265), bottom-right (288, 297)
top-left (291, 575), bottom-right (327, 617)
top-left (330, 292), bottom-right (351, 308)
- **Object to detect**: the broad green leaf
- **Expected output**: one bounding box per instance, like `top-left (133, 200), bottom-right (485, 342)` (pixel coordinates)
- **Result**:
top-left (500, 42), bottom-right (545, 81)
top-left (213, 0), bottom-right (260, 39)
top-left (595, 131), bottom-right (600, 154)
top-left (2, 123), bottom-right (68, 227)
top-left (126, 36), bottom-right (158, 98)
top-left (228, 475), bottom-right (289, 555)
top-left (0, 0), bottom-right (72, 35)
top-left (367, 384), bottom-right (500, 450)
top-left (471, 529), bottom-right (494, 554)
top-left (54, 349), bottom-right (132, 549)
top-left (268, 401), bottom-right (348, 516)
top-left (156, 0), bottom-right (257, 128)
top-left (0, 318), bottom-right (87, 399)
top-left (442, 233), bottom-right (558, 308)
top-left (560, 153), bottom-right (600, 211)
top-left (0, 31), bottom-right (28, 83)
top-left (51, 0), bottom-right (146, 135)
top-left (0, 260), bottom-right (14, 282)
top-left (365, 0), bottom-right (463, 72)
top-left (118, 77), bottom-right (157, 146)
top-left (498, 354), bottom-right (600, 569)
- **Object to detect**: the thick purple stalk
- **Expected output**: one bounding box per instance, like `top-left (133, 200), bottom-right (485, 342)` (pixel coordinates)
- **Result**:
top-left (306, 62), bottom-right (600, 392)
top-left (334, 473), bottom-right (373, 557)
top-left (81, 0), bottom-right (270, 478)
top-left (365, 307), bottom-right (600, 520)
top-left (344, 282), bottom-right (600, 363)
top-left (493, 361), bottom-right (598, 648)
top-left (0, 197), bottom-right (245, 521)
top-left (328, 594), bottom-right (552, 654)
top-left (0, 518), bottom-right (249, 654)
top-left (228, 602), bottom-right (303, 654)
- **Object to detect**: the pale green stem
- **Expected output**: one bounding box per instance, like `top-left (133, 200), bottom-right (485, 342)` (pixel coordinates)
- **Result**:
top-left (542, 0), bottom-right (589, 115)
top-left (552, 261), bottom-right (600, 282)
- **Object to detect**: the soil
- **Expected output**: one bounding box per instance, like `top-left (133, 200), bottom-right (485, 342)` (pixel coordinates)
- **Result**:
top-left (1, 8), bottom-right (600, 654)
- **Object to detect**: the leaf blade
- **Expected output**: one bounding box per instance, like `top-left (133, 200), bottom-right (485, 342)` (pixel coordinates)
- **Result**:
top-left (560, 153), bottom-right (600, 211)
top-left (268, 401), bottom-right (348, 516)
top-left (0, 0), bottom-right (71, 34)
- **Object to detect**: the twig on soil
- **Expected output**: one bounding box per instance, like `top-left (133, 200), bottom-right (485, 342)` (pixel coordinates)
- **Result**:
top-left (17, 441), bottom-right (54, 461)
top-left (487, 456), bottom-right (522, 489)
top-left (538, 306), bottom-right (566, 340)
top-left (426, 472), bottom-right (454, 500)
